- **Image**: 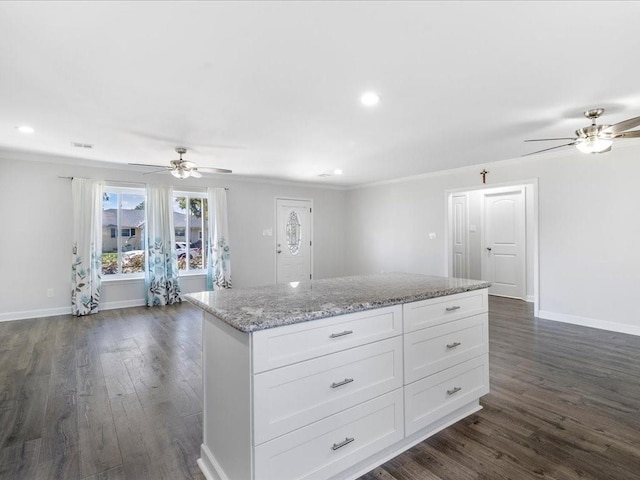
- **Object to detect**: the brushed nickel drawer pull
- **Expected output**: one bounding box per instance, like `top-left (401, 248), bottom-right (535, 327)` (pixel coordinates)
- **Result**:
top-left (330, 378), bottom-right (354, 389)
top-left (331, 437), bottom-right (355, 451)
top-left (446, 341), bottom-right (462, 349)
top-left (445, 306), bottom-right (461, 312)
top-left (447, 386), bottom-right (462, 395)
top-left (329, 330), bottom-right (353, 338)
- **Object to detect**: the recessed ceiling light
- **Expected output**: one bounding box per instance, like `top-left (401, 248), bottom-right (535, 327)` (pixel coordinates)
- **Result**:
top-left (333, 169), bottom-right (343, 175)
top-left (360, 91), bottom-right (380, 106)
top-left (71, 141), bottom-right (94, 149)
top-left (16, 125), bottom-right (34, 134)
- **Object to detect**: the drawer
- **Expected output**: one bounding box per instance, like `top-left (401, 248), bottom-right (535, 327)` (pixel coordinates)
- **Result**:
top-left (405, 355), bottom-right (489, 436)
top-left (252, 305), bottom-right (402, 373)
top-left (254, 389), bottom-right (404, 480)
top-left (403, 289), bottom-right (487, 333)
top-left (253, 336), bottom-right (403, 445)
top-left (404, 313), bottom-right (488, 384)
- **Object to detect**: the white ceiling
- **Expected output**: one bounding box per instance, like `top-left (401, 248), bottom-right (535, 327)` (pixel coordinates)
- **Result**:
top-left (1, 1), bottom-right (640, 187)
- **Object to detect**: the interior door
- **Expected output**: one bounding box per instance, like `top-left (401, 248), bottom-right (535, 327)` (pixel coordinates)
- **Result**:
top-left (482, 188), bottom-right (525, 299)
top-left (451, 193), bottom-right (468, 278)
top-left (276, 198), bottom-right (312, 284)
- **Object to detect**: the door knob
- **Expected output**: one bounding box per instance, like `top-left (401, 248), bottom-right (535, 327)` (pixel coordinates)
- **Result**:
top-left (277, 250), bottom-right (282, 254)
top-left (486, 247), bottom-right (492, 252)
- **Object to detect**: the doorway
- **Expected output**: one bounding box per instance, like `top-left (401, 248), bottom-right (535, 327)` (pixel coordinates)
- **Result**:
top-left (446, 181), bottom-right (538, 310)
top-left (275, 198), bottom-right (313, 284)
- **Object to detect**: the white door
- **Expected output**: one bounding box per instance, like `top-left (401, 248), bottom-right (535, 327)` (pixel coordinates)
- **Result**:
top-left (451, 194), bottom-right (469, 278)
top-left (276, 199), bottom-right (312, 284)
top-left (482, 188), bottom-right (525, 299)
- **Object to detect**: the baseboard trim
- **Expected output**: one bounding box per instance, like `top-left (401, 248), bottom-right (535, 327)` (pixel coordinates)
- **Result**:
top-left (0, 306), bottom-right (72, 322)
top-left (198, 444), bottom-right (229, 480)
top-left (0, 298), bottom-right (148, 323)
top-left (538, 310), bottom-right (640, 337)
top-left (101, 299), bottom-right (147, 310)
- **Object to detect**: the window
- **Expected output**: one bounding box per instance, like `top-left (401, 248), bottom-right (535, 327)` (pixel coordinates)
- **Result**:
top-left (110, 227), bottom-right (136, 238)
top-left (102, 187), bottom-right (145, 276)
top-left (174, 192), bottom-right (208, 272)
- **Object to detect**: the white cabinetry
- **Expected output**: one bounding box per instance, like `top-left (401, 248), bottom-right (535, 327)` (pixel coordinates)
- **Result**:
top-left (198, 290), bottom-right (488, 480)
top-left (403, 290), bottom-right (489, 436)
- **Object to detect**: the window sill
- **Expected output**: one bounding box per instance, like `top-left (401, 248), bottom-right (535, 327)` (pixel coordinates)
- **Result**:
top-left (102, 275), bottom-right (144, 284)
top-left (179, 271), bottom-right (207, 278)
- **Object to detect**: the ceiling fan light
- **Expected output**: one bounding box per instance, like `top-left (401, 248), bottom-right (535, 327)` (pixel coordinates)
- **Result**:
top-left (576, 137), bottom-right (613, 154)
top-left (171, 168), bottom-right (190, 179)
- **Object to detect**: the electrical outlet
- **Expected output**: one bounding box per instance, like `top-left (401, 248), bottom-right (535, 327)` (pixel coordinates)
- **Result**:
top-left (428, 233), bottom-right (437, 240)
top-left (47, 288), bottom-right (55, 298)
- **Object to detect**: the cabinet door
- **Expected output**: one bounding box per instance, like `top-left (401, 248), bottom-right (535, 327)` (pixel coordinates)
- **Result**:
top-left (254, 389), bottom-right (404, 480)
top-left (253, 337), bottom-right (403, 444)
top-left (403, 290), bottom-right (487, 333)
top-left (405, 355), bottom-right (489, 436)
top-left (404, 313), bottom-right (488, 384)
top-left (252, 305), bottom-right (402, 373)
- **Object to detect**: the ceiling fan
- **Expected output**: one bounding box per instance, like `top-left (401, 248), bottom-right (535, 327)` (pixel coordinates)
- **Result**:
top-left (524, 108), bottom-right (640, 156)
top-left (130, 147), bottom-right (232, 179)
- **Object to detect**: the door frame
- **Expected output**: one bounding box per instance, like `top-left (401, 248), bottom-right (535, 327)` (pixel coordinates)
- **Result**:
top-left (274, 197), bottom-right (314, 284)
top-left (444, 179), bottom-right (539, 316)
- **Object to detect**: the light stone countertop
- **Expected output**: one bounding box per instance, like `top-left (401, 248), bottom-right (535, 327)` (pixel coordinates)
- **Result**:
top-left (185, 272), bottom-right (491, 332)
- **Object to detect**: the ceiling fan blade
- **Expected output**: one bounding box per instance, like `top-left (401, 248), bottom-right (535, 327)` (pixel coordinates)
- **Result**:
top-left (602, 115), bottom-right (640, 134)
top-left (523, 142), bottom-right (576, 156)
top-left (181, 161), bottom-right (196, 169)
top-left (524, 137), bottom-right (577, 142)
top-left (189, 170), bottom-right (203, 178)
top-left (198, 167), bottom-right (233, 174)
top-left (129, 162), bottom-right (167, 168)
top-left (618, 130), bottom-right (640, 138)
top-left (141, 168), bottom-right (170, 175)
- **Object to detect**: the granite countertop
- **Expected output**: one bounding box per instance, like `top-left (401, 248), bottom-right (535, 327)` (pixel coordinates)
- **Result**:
top-left (185, 272), bottom-right (490, 333)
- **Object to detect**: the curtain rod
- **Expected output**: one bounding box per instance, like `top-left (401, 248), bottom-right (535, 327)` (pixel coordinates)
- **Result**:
top-left (57, 176), bottom-right (229, 190)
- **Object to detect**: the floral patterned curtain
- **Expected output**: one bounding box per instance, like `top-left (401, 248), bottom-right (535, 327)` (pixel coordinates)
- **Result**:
top-left (145, 184), bottom-right (181, 305)
top-left (206, 187), bottom-right (232, 290)
top-left (71, 178), bottom-right (103, 316)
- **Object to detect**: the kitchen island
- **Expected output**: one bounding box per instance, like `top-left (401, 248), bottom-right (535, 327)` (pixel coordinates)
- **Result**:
top-left (186, 273), bottom-right (491, 480)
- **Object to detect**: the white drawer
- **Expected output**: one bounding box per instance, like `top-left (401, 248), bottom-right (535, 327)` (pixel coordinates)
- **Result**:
top-left (254, 388), bottom-right (404, 480)
top-left (405, 355), bottom-right (489, 436)
top-left (253, 336), bottom-right (403, 445)
top-left (252, 305), bottom-right (402, 373)
top-left (403, 289), bottom-right (487, 333)
top-left (404, 313), bottom-right (488, 384)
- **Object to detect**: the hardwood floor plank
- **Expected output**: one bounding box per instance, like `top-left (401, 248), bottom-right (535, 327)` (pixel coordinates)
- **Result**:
top-left (80, 465), bottom-right (126, 480)
top-left (0, 438), bottom-right (41, 479)
top-left (99, 352), bottom-right (136, 399)
top-left (76, 393), bottom-right (122, 479)
top-left (75, 325), bottom-right (122, 479)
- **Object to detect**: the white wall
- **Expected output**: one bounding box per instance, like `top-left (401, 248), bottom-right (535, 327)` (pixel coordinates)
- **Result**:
top-left (345, 145), bottom-right (640, 335)
top-left (0, 153), bottom-right (346, 320)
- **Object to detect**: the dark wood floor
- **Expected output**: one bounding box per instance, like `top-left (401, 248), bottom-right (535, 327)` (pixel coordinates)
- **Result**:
top-left (1, 297), bottom-right (639, 479)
